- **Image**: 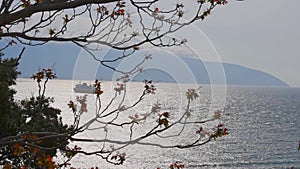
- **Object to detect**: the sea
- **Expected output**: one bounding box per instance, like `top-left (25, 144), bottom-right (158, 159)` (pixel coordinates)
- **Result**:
top-left (14, 78), bottom-right (300, 169)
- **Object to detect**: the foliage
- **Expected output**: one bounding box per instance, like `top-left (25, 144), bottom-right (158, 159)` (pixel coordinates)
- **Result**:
top-left (0, 60), bottom-right (73, 168)
top-left (0, 55), bottom-right (22, 138)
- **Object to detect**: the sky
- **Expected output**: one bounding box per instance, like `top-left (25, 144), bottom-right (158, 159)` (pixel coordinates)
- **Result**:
top-left (194, 0), bottom-right (300, 87)
top-left (2, 0), bottom-right (300, 87)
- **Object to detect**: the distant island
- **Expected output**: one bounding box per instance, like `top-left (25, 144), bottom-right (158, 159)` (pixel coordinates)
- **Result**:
top-left (94, 56), bottom-right (289, 87)
top-left (18, 48), bottom-right (289, 87)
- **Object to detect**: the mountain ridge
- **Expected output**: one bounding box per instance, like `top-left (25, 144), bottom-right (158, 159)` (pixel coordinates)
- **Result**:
top-left (127, 57), bottom-right (289, 87)
top-left (16, 44), bottom-right (289, 87)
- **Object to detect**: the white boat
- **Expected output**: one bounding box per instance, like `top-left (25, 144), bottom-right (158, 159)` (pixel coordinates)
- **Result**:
top-left (73, 82), bottom-right (95, 94)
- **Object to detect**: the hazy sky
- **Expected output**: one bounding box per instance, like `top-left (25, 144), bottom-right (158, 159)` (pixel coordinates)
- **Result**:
top-left (195, 0), bottom-right (300, 87)
top-left (3, 0), bottom-right (300, 87)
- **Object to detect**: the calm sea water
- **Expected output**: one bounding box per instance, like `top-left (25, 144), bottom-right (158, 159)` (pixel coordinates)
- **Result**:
top-left (14, 79), bottom-right (300, 169)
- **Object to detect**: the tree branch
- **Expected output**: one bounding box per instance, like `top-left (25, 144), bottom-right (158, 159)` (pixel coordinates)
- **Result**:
top-left (0, 0), bottom-right (119, 26)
